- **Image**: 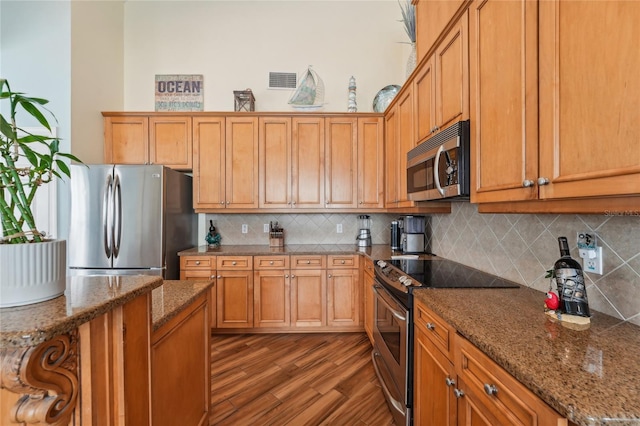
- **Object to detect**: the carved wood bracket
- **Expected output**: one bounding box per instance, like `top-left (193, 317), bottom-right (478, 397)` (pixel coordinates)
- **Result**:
top-left (0, 331), bottom-right (79, 425)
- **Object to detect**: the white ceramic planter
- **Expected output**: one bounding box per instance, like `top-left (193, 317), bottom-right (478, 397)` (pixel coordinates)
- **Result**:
top-left (0, 239), bottom-right (66, 308)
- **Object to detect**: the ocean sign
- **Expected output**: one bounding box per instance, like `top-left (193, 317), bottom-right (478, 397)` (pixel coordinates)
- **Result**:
top-left (155, 74), bottom-right (204, 111)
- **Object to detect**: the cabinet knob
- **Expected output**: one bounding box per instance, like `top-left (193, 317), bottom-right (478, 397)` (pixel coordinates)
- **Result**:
top-left (210, 275), bottom-right (216, 279)
top-left (292, 201), bottom-right (296, 205)
top-left (220, 201), bottom-right (225, 205)
top-left (291, 274), bottom-right (295, 279)
top-left (226, 201), bottom-right (230, 205)
top-left (232, 261), bottom-right (237, 266)
top-left (195, 261), bottom-right (200, 265)
top-left (217, 275), bottom-right (222, 279)
top-left (522, 180), bottom-right (535, 188)
top-left (269, 260), bottom-right (274, 265)
top-left (341, 260), bottom-right (345, 264)
top-left (445, 377), bottom-right (456, 387)
top-left (426, 322), bottom-right (436, 331)
top-left (328, 274), bottom-right (332, 278)
top-left (307, 260), bottom-right (311, 264)
top-left (285, 274), bottom-right (289, 278)
top-left (454, 389), bottom-right (465, 399)
top-left (483, 384), bottom-right (499, 396)
top-left (359, 201), bottom-right (363, 204)
top-left (537, 177), bottom-right (550, 186)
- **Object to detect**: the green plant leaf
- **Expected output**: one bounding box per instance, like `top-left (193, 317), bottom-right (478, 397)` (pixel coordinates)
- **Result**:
top-left (56, 159), bottom-right (70, 177)
top-left (21, 144), bottom-right (39, 167)
top-left (57, 152), bottom-right (84, 164)
top-left (18, 100), bottom-right (52, 131)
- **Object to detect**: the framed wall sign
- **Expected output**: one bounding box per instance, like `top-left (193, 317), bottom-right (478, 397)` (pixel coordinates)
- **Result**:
top-left (155, 74), bottom-right (204, 111)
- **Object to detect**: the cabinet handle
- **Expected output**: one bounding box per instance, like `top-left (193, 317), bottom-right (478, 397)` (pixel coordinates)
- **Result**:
top-left (291, 274), bottom-right (295, 279)
top-left (537, 177), bottom-right (550, 186)
top-left (341, 260), bottom-right (345, 264)
top-left (426, 322), bottom-right (436, 331)
top-left (226, 201), bottom-right (230, 205)
top-left (359, 201), bottom-right (363, 204)
top-left (292, 201), bottom-right (296, 205)
top-left (285, 274), bottom-right (289, 278)
top-left (307, 260), bottom-right (311, 264)
top-left (195, 261), bottom-right (200, 265)
top-left (217, 275), bottom-right (222, 279)
top-left (454, 389), bottom-right (465, 398)
top-left (522, 180), bottom-right (535, 188)
top-left (232, 261), bottom-right (237, 266)
top-left (220, 201), bottom-right (225, 205)
top-left (445, 377), bottom-right (456, 387)
top-left (210, 275), bottom-right (216, 279)
top-left (483, 384), bottom-right (499, 396)
top-left (328, 274), bottom-right (332, 278)
top-left (269, 260), bottom-right (274, 265)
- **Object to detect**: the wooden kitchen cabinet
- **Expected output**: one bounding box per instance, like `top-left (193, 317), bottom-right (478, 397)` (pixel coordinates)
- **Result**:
top-left (327, 255), bottom-right (361, 328)
top-left (103, 114), bottom-right (192, 170)
top-left (415, 0), bottom-right (469, 64)
top-left (384, 105), bottom-right (399, 208)
top-left (325, 117), bottom-right (358, 208)
top-left (471, 0), bottom-right (640, 210)
top-left (362, 257), bottom-right (375, 343)
top-left (259, 116), bottom-right (292, 208)
top-left (397, 87), bottom-right (416, 208)
top-left (180, 255), bottom-right (217, 328)
top-left (290, 255), bottom-right (327, 328)
top-left (357, 117), bottom-right (385, 209)
top-left (216, 256), bottom-right (254, 328)
top-left (414, 55), bottom-right (436, 144)
top-left (254, 255), bottom-right (291, 328)
top-left (192, 116), bottom-right (258, 210)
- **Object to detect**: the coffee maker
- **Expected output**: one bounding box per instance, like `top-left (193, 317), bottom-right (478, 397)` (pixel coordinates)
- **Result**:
top-left (356, 215), bottom-right (372, 247)
top-left (399, 215), bottom-right (426, 253)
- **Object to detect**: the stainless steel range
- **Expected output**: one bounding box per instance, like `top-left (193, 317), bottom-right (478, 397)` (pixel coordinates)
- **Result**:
top-left (371, 257), bottom-right (519, 426)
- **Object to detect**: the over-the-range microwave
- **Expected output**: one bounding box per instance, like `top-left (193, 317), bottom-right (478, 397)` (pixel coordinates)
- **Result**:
top-left (406, 120), bottom-right (470, 201)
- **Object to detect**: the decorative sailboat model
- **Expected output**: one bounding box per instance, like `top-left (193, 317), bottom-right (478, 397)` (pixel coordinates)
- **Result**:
top-left (288, 65), bottom-right (325, 111)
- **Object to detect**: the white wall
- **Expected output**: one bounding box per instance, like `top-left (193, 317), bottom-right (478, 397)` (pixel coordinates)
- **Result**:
top-left (123, 1), bottom-right (411, 112)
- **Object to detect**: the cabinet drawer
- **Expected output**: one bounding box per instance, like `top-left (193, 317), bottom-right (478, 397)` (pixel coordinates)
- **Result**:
top-left (414, 300), bottom-right (455, 360)
top-left (180, 270), bottom-right (216, 281)
top-left (291, 255), bottom-right (326, 269)
top-left (180, 256), bottom-right (215, 270)
top-left (455, 335), bottom-right (564, 425)
top-left (327, 255), bottom-right (359, 269)
top-left (216, 256), bottom-right (253, 270)
top-left (254, 255), bottom-right (289, 270)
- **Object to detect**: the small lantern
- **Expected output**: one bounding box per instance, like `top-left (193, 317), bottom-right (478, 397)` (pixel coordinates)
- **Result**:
top-left (233, 89), bottom-right (256, 112)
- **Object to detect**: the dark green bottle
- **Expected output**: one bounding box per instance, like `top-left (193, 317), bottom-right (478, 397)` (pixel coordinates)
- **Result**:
top-left (553, 236), bottom-right (590, 317)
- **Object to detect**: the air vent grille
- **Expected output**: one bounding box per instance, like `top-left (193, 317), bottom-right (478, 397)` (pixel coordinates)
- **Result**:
top-left (269, 72), bottom-right (297, 89)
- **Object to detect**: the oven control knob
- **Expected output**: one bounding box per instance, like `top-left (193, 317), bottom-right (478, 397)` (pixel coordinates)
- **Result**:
top-left (403, 279), bottom-right (413, 287)
top-left (377, 260), bottom-right (387, 268)
top-left (398, 275), bottom-right (407, 284)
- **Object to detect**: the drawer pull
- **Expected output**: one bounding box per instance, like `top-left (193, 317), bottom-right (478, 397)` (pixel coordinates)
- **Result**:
top-left (210, 275), bottom-right (216, 279)
top-left (341, 260), bottom-right (345, 264)
top-left (537, 177), bottom-right (550, 186)
top-left (522, 179), bottom-right (535, 188)
top-left (232, 261), bottom-right (237, 266)
top-left (426, 322), bottom-right (436, 331)
top-left (483, 384), bottom-right (498, 396)
top-left (454, 389), bottom-right (464, 398)
top-left (445, 377), bottom-right (455, 387)
top-left (291, 274), bottom-right (296, 279)
top-left (269, 260), bottom-right (274, 265)
top-left (328, 274), bottom-right (332, 278)
top-left (217, 275), bottom-right (222, 279)
top-left (195, 261), bottom-right (201, 265)
top-left (307, 260), bottom-right (311, 264)
top-left (285, 274), bottom-right (289, 278)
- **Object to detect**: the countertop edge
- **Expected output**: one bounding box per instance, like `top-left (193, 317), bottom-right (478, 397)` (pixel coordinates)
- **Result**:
top-left (152, 280), bottom-right (214, 332)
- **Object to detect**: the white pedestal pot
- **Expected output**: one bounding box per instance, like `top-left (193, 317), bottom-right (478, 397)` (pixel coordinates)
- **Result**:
top-left (0, 239), bottom-right (66, 308)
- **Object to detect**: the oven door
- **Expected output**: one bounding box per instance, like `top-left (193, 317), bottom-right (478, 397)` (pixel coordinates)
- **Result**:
top-left (372, 282), bottom-right (409, 425)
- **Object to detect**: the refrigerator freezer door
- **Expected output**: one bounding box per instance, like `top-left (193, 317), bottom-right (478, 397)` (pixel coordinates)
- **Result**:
top-left (69, 164), bottom-right (115, 269)
top-left (112, 165), bottom-right (164, 269)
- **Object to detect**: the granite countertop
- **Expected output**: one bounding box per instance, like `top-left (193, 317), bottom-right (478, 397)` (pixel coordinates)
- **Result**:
top-left (179, 244), bottom-right (401, 260)
top-left (0, 275), bottom-right (163, 348)
top-left (152, 280), bottom-right (214, 331)
top-left (413, 286), bottom-right (640, 426)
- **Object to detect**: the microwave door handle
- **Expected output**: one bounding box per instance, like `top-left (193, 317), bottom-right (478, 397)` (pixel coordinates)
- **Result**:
top-left (434, 145), bottom-right (445, 196)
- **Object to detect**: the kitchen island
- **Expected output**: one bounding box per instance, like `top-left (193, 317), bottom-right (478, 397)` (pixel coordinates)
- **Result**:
top-left (0, 276), bottom-right (213, 425)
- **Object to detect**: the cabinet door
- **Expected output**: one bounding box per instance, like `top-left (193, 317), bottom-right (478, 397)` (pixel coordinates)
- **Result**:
top-left (149, 116), bottom-right (192, 170)
top-left (363, 262), bottom-right (375, 343)
top-left (291, 269), bottom-right (326, 327)
top-left (414, 327), bottom-right (457, 426)
top-left (327, 269), bottom-right (360, 327)
top-left (397, 88), bottom-right (415, 207)
top-left (104, 116), bottom-right (149, 164)
top-left (325, 117), bottom-right (357, 208)
top-left (384, 106), bottom-right (399, 208)
top-left (259, 116), bottom-right (291, 208)
top-left (416, 0), bottom-right (467, 62)
top-left (254, 270), bottom-right (290, 328)
top-left (538, 0), bottom-right (640, 199)
top-left (216, 271), bottom-right (253, 328)
top-left (193, 117), bottom-right (226, 209)
top-left (469, 0), bottom-right (539, 203)
top-left (292, 117), bottom-right (325, 208)
top-left (225, 117), bottom-right (259, 208)
top-left (357, 117), bottom-right (384, 209)
top-left (435, 10), bottom-right (469, 131)
top-left (414, 56), bottom-right (437, 143)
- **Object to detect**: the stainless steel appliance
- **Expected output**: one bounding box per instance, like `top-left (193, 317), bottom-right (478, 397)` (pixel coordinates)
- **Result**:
top-left (356, 214), bottom-right (372, 247)
top-left (371, 257), bottom-right (519, 426)
top-left (406, 120), bottom-right (470, 201)
top-left (399, 215), bottom-right (426, 254)
top-left (390, 220), bottom-right (401, 251)
top-left (68, 164), bottom-right (197, 279)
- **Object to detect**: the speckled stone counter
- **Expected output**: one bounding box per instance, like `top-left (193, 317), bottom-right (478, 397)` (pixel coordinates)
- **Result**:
top-left (413, 286), bottom-right (640, 425)
top-left (0, 275), bottom-right (163, 348)
top-left (179, 243), bottom-right (401, 260)
top-left (152, 280), bottom-right (213, 331)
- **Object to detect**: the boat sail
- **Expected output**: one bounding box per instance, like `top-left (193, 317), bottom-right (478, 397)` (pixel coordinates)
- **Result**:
top-left (288, 66), bottom-right (325, 110)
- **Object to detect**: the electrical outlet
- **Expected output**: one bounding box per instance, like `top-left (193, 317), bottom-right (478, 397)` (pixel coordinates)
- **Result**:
top-left (583, 246), bottom-right (603, 275)
top-left (336, 224), bottom-right (343, 233)
top-left (264, 224), bottom-right (269, 233)
top-left (242, 224), bottom-right (248, 234)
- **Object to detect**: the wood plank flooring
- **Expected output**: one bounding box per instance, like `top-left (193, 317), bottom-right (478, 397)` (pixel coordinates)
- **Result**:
top-left (210, 333), bottom-right (396, 426)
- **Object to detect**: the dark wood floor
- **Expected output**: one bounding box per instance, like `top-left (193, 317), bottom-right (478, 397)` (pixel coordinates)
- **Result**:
top-left (210, 333), bottom-right (396, 426)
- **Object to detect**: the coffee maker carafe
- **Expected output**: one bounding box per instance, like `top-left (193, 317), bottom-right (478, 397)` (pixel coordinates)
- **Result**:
top-left (356, 215), bottom-right (372, 247)
top-left (400, 215), bottom-right (426, 253)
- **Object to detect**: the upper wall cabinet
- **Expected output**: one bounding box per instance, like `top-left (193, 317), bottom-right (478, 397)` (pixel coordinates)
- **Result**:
top-left (325, 117), bottom-right (358, 208)
top-left (103, 114), bottom-right (192, 170)
top-left (470, 0), bottom-right (640, 209)
top-left (414, 0), bottom-right (469, 65)
top-left (357, 117), bottom-right (385, 209)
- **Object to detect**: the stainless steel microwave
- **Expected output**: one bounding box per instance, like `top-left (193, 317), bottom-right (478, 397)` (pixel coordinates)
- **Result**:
top-left (406, 120), bottom-right (470, 201)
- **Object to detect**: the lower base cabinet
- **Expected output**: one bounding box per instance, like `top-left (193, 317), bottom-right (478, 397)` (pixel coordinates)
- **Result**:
top-left (151, 293), bottom-right (209, 426)
top-left (414, 299), bottom-right (567, 426)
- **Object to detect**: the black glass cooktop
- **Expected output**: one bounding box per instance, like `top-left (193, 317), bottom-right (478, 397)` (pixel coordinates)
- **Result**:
top-left (378, 258), bottom-right (520, 290)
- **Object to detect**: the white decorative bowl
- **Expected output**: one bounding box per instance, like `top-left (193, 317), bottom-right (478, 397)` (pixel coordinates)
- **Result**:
top-left (0, 239), bottom-right (66, 308)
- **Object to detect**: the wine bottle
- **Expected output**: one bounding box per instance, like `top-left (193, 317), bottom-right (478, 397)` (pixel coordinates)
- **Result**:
top-left (553, 236), bottom-right (590, 317)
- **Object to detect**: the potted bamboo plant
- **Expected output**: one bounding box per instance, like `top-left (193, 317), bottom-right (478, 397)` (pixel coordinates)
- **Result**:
top-left (0, 79), bottom-right (82, 307)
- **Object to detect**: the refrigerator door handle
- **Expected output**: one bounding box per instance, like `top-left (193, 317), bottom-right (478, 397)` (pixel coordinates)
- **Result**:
top-left (103, 174), bottom-right (113, 258)
top-left (113, 173), bottom-right (122, 258)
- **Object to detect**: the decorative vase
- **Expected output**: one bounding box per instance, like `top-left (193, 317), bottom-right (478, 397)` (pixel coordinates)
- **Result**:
top-left (406, 43), bottom-right (417, 78)
top-left (0, 239), bottom-right (67, 308)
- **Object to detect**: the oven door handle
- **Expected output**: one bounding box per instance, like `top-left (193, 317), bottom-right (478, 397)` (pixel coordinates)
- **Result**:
top-left (373, 285), bottom-right (407, 322)
top-left (371, 349), bottom-right (405, 415)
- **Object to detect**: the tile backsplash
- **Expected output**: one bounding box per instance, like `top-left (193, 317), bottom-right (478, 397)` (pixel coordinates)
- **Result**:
top-left (206, 204), bottom-right (640, 325)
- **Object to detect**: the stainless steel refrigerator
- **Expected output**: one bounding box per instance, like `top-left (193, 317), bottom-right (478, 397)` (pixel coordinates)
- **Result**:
top-left (68, 164), bottom-right (197, 279)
